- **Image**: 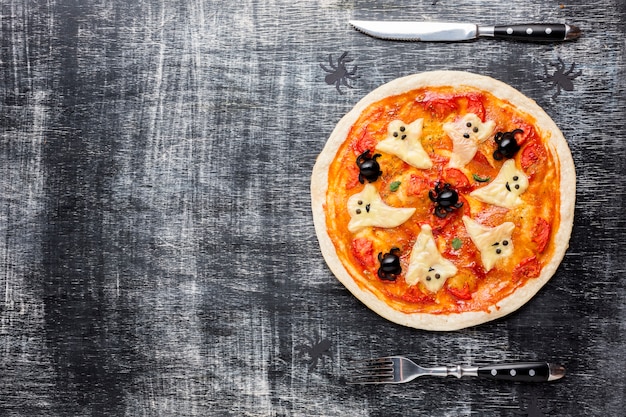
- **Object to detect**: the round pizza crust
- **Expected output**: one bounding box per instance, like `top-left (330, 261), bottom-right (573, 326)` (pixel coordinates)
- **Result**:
top-left (311, 71), bottom-right (575, 331)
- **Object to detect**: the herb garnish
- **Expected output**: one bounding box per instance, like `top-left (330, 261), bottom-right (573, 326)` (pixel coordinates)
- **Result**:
top-left (472, 173), bottom-right (491, 183)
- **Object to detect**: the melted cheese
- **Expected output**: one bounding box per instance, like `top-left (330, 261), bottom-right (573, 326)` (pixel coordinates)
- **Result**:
top-left (376, 119), bottom-right (433, 169)
top-left (462, 216), bottom-right (515, 272)
top-left (347, 184), bottom-right (416, 232)
top-left (470, 159), bottom-right (529, 208)
top-left (443, 113), bottom-right (495, 168)
top-left (322, 85), bottom-right (563, 316)
top-left (405, 224), bottom-right (458, 291)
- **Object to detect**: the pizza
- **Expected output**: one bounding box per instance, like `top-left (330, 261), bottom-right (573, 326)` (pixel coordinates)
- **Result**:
top-left (311, 71), bottom-right (575, 331)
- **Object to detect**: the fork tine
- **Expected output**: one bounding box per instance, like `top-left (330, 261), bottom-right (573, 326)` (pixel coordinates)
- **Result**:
top-left (345, 357), bottom-right (396, 384)
top-left (346, 357), bottom-right (393, 372)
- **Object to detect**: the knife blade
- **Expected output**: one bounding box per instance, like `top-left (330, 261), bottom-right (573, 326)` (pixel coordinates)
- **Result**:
top-left (349, 20), bottom-right (581, 42)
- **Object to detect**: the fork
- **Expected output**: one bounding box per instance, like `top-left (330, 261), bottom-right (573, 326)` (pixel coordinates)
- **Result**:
top-left (346, 356), bottom-right (566, 384)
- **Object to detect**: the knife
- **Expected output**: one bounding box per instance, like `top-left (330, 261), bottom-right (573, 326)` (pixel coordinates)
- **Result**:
top-left (349, 20), bottom-right (581, 42)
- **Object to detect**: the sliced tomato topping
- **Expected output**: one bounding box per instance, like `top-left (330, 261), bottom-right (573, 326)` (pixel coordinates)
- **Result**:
top-left (520, 141), bottom-right (547, 170)
top-left (401, 284), bottom-right (435, 304)
top-left (351, 237), bottom-right (375, 269)
top-left (429, 194), bottom-right (469, 233)
top-left (532, 217), bottom-right (551, 253)
top-left (406, 174), bottom-right (429, 196)
top-left (424, 98), bottom-right (458, 119)
top-left (510, 119), bottom-right (538, 146)
top-left (443, 168), bottom-right (471, 192)
top-left (351, 129), bottom-right (376, 155)
top-left (345, 164), bottom-right (360, 189)
top-left (446, 282), bottom-right (473, 300)
top-left (513, 256), bottom-right (542, 282)
top-left (462, 94), bottom-right (486, 121)
top-left (472, 150), bottom-right (492, 168)
top-left (465, 260), bottom-right (487, 280)
top-left (429, 152), bottom-right (450, 166)
top-left (467, 151), bottom-right (498, 184)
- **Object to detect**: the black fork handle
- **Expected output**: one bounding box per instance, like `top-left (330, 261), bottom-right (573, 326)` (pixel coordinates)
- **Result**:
top-left (477, 362), bottom-right (565, 382)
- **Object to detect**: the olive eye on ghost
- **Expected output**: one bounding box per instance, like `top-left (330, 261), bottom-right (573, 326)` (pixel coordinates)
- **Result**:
top-left (463, 122), bottom-right (479, 138)
top-left (505, 176), bottom-right (521, 192)
top-left (355, 200), bottom-right (370, 215)
top-left (491, 240), bottom-right (509, 254)
top-left (425, 267), bottom-right (441, 282)
top-left (393, 125), bottom-right (407, 140)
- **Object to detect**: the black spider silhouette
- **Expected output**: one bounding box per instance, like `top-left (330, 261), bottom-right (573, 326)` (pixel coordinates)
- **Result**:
top-left (537, 57), bottom-right (582, 99)
top-left (295, 333), bottom-right (333, 370)
top-left (513, 397), bottom-right (553, 417)
top-left (320, 51), bottom-right (359, 94)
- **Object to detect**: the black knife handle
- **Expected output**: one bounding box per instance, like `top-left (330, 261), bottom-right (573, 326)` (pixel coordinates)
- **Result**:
top-left (491, 24), bottom-right (580, 41)
top-left (477, 362), bottom-right (565, 382)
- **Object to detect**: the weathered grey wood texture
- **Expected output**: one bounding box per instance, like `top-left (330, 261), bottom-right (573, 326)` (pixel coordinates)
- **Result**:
top-left (0, 0), bottom-right (624, 415)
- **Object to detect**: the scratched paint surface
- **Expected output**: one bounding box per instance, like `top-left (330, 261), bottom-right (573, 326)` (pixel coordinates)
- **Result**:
top-left (0, 0), bottom-right (624, 416)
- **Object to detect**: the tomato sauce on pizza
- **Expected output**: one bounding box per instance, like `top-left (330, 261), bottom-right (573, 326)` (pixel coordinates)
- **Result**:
top-left (324, 86), bottom-right (561, 315)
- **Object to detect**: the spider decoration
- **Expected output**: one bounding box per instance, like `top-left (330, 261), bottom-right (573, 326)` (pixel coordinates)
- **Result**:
top-left (429, 182), bottom-right (463, 218)
top-left (295, 334), bottom-right (333, 370)
top-left (377, 248), bottom-right (402, 281)
top-left (513, 397), bottom-right (553, 417)
top-left (493, 129), bottom-right (523, 160)
top-left (537, 57), bottom-right (582, 99)
top-left (356, 150), bottom-right (382, 183)
top-left (320, 51), bottom-right (359, 94)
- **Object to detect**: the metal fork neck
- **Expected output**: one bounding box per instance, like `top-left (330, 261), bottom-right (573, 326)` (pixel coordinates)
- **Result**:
top-left (426, 365), bottom-right (479, 378)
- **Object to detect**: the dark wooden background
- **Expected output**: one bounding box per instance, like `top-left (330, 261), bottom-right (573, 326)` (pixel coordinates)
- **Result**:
top-left (0, 0), bottom-right (624, 416)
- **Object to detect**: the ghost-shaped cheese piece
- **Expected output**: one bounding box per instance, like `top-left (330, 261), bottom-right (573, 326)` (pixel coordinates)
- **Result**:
top-left (470, 159), bottom-right (529, 208)
top-left (405, 224), bottom-right (458, 292)
top-left (376, 119), bottom-right (433, 169)
top-left (347, 183), bottom-right (416, 233)
top-left (443, 113), bottom-right (496, 168)
top-left (462, 216), bottom-right (515, 272)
